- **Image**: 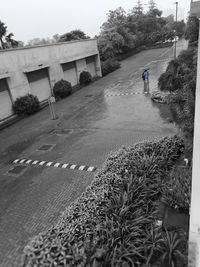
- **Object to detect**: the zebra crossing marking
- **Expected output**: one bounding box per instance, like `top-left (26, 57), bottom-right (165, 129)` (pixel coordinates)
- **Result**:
top-left (13, 158), bottom-right (97, 173)
top-left (106, 91), bottom-right (149, 97)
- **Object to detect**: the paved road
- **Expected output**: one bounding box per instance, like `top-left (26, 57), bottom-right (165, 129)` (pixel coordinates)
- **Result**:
top-left (0, 40), bottom-right (187, 267)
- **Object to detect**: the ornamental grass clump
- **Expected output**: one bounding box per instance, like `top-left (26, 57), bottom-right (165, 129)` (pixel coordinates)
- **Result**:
top-left (162, 167), bottom-right (192, 212)
top-left (22, 135), bottom-right (186, 267)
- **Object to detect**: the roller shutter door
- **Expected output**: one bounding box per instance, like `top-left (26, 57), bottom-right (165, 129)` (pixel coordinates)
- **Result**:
top-left (86, 56), bottom-right (96, 78)
top-left (0, 79), bottom-right (13, 120)
top-left (62, 61), bottom-right (78, 86)
top-left (27, 68), bottom-right (51, 102)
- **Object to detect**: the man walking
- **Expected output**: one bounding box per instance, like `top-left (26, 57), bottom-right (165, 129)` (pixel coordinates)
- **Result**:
top-left (142, 69), bottom-right (150, 93)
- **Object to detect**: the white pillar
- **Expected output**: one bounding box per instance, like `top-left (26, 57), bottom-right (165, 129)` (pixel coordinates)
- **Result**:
top-left (188, 19), bottom-right (200, 267)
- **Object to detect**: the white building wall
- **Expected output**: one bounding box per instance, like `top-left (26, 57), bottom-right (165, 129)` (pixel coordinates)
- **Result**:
top-left (0, 39), bottom-right (102, 120)
top-left (76, 58), bottom-right (87, 80)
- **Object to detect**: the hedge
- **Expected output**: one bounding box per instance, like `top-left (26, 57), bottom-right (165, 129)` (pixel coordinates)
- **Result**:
top-left (53, 79), bottom-right (72, 100)
top-left (13, 94), bottom-right (40, 116)
top-left (101, 59), bottom-right (121, 76)
top-left (22, 135), bottom-right (187, 267)
top-left (79, 71), bottom-right (92, 85)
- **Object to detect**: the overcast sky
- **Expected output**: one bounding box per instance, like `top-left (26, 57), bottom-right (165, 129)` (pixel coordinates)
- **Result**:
top-left (0, 0), bottom-right (190, 43)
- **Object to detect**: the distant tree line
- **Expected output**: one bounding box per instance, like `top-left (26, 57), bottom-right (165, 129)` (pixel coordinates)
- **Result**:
top-left (97, 0), bottom-right (185, 62)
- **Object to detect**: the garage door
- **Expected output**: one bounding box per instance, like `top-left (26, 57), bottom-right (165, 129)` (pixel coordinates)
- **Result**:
top-left (86, 56), bottom-right (96, 78)
top-left (0, 79), bottom-right (13, 120)
top-left (27, 68), bottom-right (51, 102)
top-left (62, 61), bottom-right (78, 87)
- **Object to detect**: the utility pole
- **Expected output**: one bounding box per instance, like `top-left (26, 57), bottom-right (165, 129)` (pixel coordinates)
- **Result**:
top-left (174, 2), bottom-right (178, 59)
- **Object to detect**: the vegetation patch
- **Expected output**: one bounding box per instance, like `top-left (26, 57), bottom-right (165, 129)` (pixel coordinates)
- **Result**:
top-left (53, 79), bottom-right (72, 100)
top-left (158, 15), bottom-right (198, 160)
top-left (101, 59), bottom-right (121, 76)
top-left (162, 167), bottom-right (192, 212)
top-left (22, 135), bottom-right (188, 267)
top-left (79, 71), bottom-right (92, 85)
top-left (13, 94), bottom-right (40, 116)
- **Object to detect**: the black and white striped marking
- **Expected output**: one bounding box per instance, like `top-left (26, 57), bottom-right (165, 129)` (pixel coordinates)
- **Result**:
top-left (106, 92), bottom-right (149, 97)
top-left (13, 159), bottom-right (97, 172)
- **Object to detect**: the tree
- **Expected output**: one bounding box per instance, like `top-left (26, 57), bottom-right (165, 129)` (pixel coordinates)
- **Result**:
top-left (98, 29), bottom-right (125, 60)
top-left (164, 14), bottom-right (174, 25)
top-left (158, 46), bottom-right (197, 145)
top-left (174, 20), bottom-right (186, 38)
top-left (27, 38), bottom-right (50, 46)
top-left (52, 34), bottom-right (60, 42)
top-left (5, 33), bottom-right (19, 48)
top-left (0, 20), bottom-right (20, 49)
top-left (59, 30), bottom-right (90, 42)
top-left (101, 7), bottom-right (127, 31)
top-left (132, 0), bottom-right (144, 16)
top-left (0, 20), bottom-right (7, 49)
top-left (185, 16), bottom-right (199, 45)
top-left (147, 0), bottom-right (162, 17)
top-left (148, 0), bottom-right (156, 11)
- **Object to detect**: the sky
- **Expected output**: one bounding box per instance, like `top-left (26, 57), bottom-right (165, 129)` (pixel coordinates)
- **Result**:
top-left (0, 0), bottom-right (191, 43)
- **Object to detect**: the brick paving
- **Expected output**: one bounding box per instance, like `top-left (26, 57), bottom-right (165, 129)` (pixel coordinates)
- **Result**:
top-left (0, 40), bottom-right (187, 267)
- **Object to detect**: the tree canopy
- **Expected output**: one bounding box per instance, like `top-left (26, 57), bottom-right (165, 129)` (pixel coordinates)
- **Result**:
top-left (185, 16), bottom-right (199, 45)
top-left (97, 0), bottom-right (185, 62)
top-left (58, 30), bottom-right (90, 42)
top-left (0, 20), bottom-right (20, 49)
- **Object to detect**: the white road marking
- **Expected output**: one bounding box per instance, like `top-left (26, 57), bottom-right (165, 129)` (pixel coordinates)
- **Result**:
top-left (13, 159), bottom-right (97, 172)
top-left (39, 161), bottom-right (46, 166)
top-left (88, 166), bottom-right (95, 172)
top-left (62, 164), bottom-right (69, 168)
top-left (70, 165), bottom-right (77, 170)
top-left (54, 163), bottom-right (60, 168)
top-left (79, 165), bottom-right (86, 171)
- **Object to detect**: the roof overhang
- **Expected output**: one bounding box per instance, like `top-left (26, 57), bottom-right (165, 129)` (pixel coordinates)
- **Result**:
top-left (0, 72), bottom-right (10, 79)
top-left (23, 64), bottom-right (49, 73)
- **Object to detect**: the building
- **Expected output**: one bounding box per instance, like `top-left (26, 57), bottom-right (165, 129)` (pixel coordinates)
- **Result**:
top-left (189, 1), bottom-right (200, 266)
top-left (0, 39), bottom-right (102, 121)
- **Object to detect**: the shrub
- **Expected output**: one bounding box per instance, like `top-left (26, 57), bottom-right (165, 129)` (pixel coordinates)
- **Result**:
top-left (101, 58), bottom-right (121, 76)
top-left (13, 94), bottom-right (40, 116)
top-left (79, 71), bottom-right (92, 85)
top-left (22, 135), bottom-right (186, 266)
top-left (162, 167), bottom-right (192, 211)
top-left (53, 79), bottom-right (72, 99)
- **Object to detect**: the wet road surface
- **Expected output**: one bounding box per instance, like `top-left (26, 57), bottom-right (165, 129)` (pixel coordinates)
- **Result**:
top-left (0, 40), bottom-right (187, 266)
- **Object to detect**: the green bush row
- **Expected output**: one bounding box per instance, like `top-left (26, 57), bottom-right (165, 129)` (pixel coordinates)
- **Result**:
top-left (22, 135), bottom-right (187, 267)
top-left (101, 59), bottom-right (121, 76)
